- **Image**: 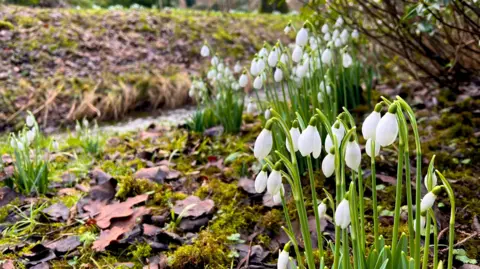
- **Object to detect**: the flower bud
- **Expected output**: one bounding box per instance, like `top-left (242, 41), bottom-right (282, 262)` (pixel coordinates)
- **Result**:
top-left (345, 139), bottom-right (361, 171)
top-left (268, 48), bottom-right (279, 67)
top-left (342, 52), bottom-right (353, 68)
top-left (239, 73), bottom-right (248, 87)
top-left (322, 152), bottom-right (335, 177)
top-left (286, 126), bottom-right (300, 153)
top-left (200, 44), bottom-right (210, 57)
top-left (267, 169), bottom-right (282, 195)
top-left (362, 110), bottom-right (381, 140)
top-left (277, 242), bottom-right (290, 269)
top-left (335, 198), bottom-right (351, 229)
top-left (298, 123), bottom-right (322, 158)
top-left (321, 24), bottom-right (329, 33)
top-left (274, 68), bottom-right (283, 82)
top-left (318, 201), bottom-right (327, 219)
top-left (26, 114), bottom-right (35, 127)
top-left (375, 108), bottom-right (398, 147)
top-left (321, 48), bottom-right (332, 64)
top-left (254, 128), bottom-right (273, 160)
top-left (296, 27), bottom-right (308, 47)
top-left (253, 75), bottom-right (263, 89)
top-left (255, 170), bottom-right (268, 193)
top-left (292, 45), bottom-right (303, 63)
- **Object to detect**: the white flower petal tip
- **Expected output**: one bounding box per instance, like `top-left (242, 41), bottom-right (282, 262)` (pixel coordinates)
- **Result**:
top-left (362, 111), bottom-right (381, 140)
top-left (420, 191), bottom-right (437, 212)
top-left (254, 129), bottom-right (273, 160)
top-left (277, 249), bottom-right (290, 269)
top-left (366, 138), bottom-right (380, 158)
top-left (267, 170), bottom-right (282, 195)
top-left (376, 112), bottom-right (399, 146)
top-left (335, 199), bottom-right (351, 229)
top-left (424, 173), bottom-right (438, 189)
top-left (255, 171), bottom-right (268, 193)
top-left (286, 127), bottom-right (300, 153)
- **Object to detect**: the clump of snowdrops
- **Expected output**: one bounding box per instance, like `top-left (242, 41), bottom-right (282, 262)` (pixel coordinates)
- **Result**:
top-left (6, 112), bottom-right (56, 195)
top-left (253, 96), bottom-right (456, 269)
top-left (241, 19), bottom-right (374, 126)
top-left (67, 118), bottom-right (101, 156)
top-left (188, 43), bottom-right (244, 133)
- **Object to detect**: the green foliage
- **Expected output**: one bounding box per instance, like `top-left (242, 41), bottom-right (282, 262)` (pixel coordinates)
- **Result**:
top-left (67, 119), bottom-right (102, 156)
top-left (186, 107), bottom-right (218, 133)
top-left (453, 249), bottom-right (478, 265)
top-left (212, 87), bottom-right (244, 134)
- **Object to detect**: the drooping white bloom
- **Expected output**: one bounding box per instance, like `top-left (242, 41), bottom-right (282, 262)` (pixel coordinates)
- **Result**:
top-left (340, 29), bottom-right (349, 44)
top-left (324, 121), bottom-right (345, 152)
top-left (322, 153), bottom-right (335, 177)
top-left (413, 216), bottom-right (426, 234)
top-left (239, 74), bottom-right (248, 87)
top-left (342, 52), bottom-right (353, 68)
top-left (255, 170), bottom-right (268, 193)
top-left (264, 109), bottom-right (271, 120)
top-left (256, 58), bottom-right (266, 73)
top-left (253, 75), bottom-right (263, 89)
top-left (211, 56), bottom-right (219, 66)
top-left (335, 17), bottom-right (344, 28)
top-left (376, 112), bottom-right (399, 146)
top-left (259, 47), bottom-right (268, 58)
top-left (345, 140), bottom-right (361, 171)
top-left (250, 59), bottom-right (259, 76)
top-left (296, 63), bottom-right (307, 78)
top-left (366, 138), bottom-right (380, 158)
top-left (286, 127), bottom-right (300, 153)
top-left (284, 25), bottom-right (291, 34)
top-left (272, 188), bottom-right (283, 205)
top-left (267, 169), bottom-right (282, 195)
top-left (280, 53), bottom-right (288, 65)
top-left (323, 32), bottom-right (331, 41)
top-left (335, 199), bottom-right (351, 229)
top-left (26, 129), bottom-right (35, 143)
top-left (321, 48), bottom-right (332, 64)
top-left (320, 81), bottom-right (332, 94)
top-left (317, 92), bottom-right (324, 103)
top-left (309, 37), bottom-right (318, 50)
top-left (298, 125), bottom-right (322, 158)
top-left (17, 141), bottom-right (24, 151)
top-left (334, 38), bottom-right (342, 47)
top-left (420, 191), bottom-right (437, 212)
top-left (26, 114), bottom-right (35, 127)
top-left (207, 69), bottom-right (216, 80)
top-left (292, 45), bottom-right (303, 63)
top-left (296, 27), bottom-right (309, 47)
top-left (82, 118), bottom-right (89, 128)
top-left (234, 62), bottom-right (242, 73)
top-left (52, 139), bottom-right (59, 151)
top-left (200, 45), bottom-right (210, 57)
top-left (277, 246), bottom-right (290, 269)
top-left (332, 29), bottom-right (340, 39)
top-left (247, 101), bottom-right (256, 114)
top-left (321, 24), bottom-right (329, 33)
top-left (352, 29), bottom-right (359, 39)
top-left (318, 202), bottom-right (327, 219)
top-left (362, 111), bottom-right (381, 140)
top-left (274, 68), bottom-right (283, 82)
top-left (424, 173), bottom-right (438, 189)
top-left (268, 48), bottom-right (279, 67)
top-left (254, 128), bottom-right (272, 160)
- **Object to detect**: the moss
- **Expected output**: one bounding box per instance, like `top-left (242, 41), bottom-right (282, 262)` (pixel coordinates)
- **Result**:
top-left (128, 242), bottom-right (152, 261)
top-left (0, 20), bottom-right (14, 30)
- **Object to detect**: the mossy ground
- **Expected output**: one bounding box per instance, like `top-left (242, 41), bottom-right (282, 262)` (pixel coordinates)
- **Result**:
top-left (0, 6), bottom-right (297, 131)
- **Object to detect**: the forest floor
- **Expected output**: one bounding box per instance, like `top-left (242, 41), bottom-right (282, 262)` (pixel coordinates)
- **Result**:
top-left (0, 80), bottom-right (479, 268)
top-left (0, 6), bottom-right (296, 131)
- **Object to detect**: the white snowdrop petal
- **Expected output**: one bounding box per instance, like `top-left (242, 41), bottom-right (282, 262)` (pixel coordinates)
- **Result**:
top-left (366, 138), bottom-right (380, 158)
top-left (376, 112), bottom-right (399, 146)
top-left (267, 170), bottom-right (282, 195)
top-left (254, 129), bottom-right (273, 160)
top-left (255, 171), bottom-right (268, 193)
top-left (342, 53), bottom-right (353, 68)
top-left (253, 76), bottom-right (263, 89)
top-left (286, 127), bottom-right (300, 153)
top-left (420, 192), bottom-right (437, 212)
top-left (239, 74), bottom-right (248, 87)
top-left (298, 125), bottom-right (315, 156)
top-left (292, 46), bottom-right (303, 63)
top-left (296, 27), bottom-right (309, 47)
top-left (322, 153), bottom-right (335, 177)
top-left (274, 68), bottom-right (283, 82)
top-left (362, 111), bottom-right (381, 140)
top-left (345, 140), bottom-right (361, 171)
top-left (335, 199), bottom-right (351, 229)
top-left (277, 250), bottom-right (290, 269)
top-left (312, 128), bottom-right (322, 159)
top-left (424, 173), bottom-right (438, 189)
top-left (321, 49), bottom-right (332, 64)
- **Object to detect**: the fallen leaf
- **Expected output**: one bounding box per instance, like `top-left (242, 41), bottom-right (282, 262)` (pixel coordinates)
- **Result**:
top-left (42, 202), bottom-right (69, 222)
top-left (238, 177), bottom-right (256, 195)
top-left (173, 195), bottom-right (214, 218)
top-left (0, 187), bottom-right (18, 208)
top-left (95, 193), bottom-right (149, 229)
top-left (46, 236), bottom-right (81, 254)
top-left (89, 178), bottom-right (117, 201)
top-left (134, 166), bottom-right (180, 184)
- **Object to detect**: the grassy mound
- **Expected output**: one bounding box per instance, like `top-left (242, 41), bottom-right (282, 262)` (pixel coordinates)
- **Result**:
top-left (0, 6), bottom-right (296, 131)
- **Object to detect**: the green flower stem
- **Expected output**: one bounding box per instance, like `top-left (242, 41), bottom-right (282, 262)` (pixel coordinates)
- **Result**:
top-left (307, 155), bottom-right (323, 258)
top-left (436, 170), bottom-right (455, 269)
top-left (422, 211), bottom-right (432, 269)
top-left (348, 181), bottom-right (362, 269)
top-left (396, 96), bottom-right (423, 269)
top-left (281, 196), bottom-right (305, 269)
top-left (392, 120), bottom-right (405, 255)
top-left (431, 209), bottom-right (439, 268)
top-left (370, 139), bottom-right (380, 252)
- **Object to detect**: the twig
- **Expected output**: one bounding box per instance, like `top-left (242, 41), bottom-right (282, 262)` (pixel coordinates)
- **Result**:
top-left (439, 232), bottom-right (479, 253)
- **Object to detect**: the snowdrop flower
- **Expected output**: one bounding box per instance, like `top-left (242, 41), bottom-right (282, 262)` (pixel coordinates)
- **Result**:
top-left (322, 151), bottom-right (335, 177)
top-left (323, 32), bottom-right (331, 41)
top-left (317, 92), bottom-right (325, 103)
top-left (26, 129), bottom-right (35, 143)
top-left (250, 59), bottom-right (260, 76)
top-left (334, 38), bottom-right (342, 47)
top-left (366, 138), bottom-right (380, 158)
top-left (420, 186), bottom-right (443, 213)
top-left (340, 29), bottom-right (349, 44)
top-left (207, 69), bottom-right (216, 80)
top-left (286, 122), bottom-right (300, 153)
top-left (200, 44), bottom-right (210, 57)
top-left (342, 52), bottom-right (353, 68)
top-left (247, 100), bottom-right (256, 114)
top-left (259, 47), bottom-right (268, 58)
top-left (376, 103), bottom-right (399, 147)
top-left (325, 121), bottom-right (346, 152)
top-left (239, 73), bottom-right (248, 87)
top-left (17, 141), bottom-right (24, 151)
top-left (280, 53), bottom-right (288, 65)
top-left (255, 168), bottom-right (268, 193)
top-left (75, 122), bottom-right (81, 133)
top-left (321, 48), bottom-right (333, 64)
top-left (268, 48), bottom-right (279, 67)
top-left (277, 242), bottom-right (291, 269)
top-left (10, 139), bottom-right (15, 148)
top-left (211, 56), bottom-right (219, 66)
top-left (414, 216), bottom-right (426, 234)
top-left (292, 45), bottom-right (303, 63)
top-left (298, 120), bottom-right (322, 158)
top-left (284, 23), bottom-right (291, 34)
top-left (274, 68), bottom-right (283, 82)
top-left (52, 139), bottom-right (59, 151)
top-left (253, 75), bottom-right (263, 89)
top-left (26, 114), bottom-right (35, 127)
top-left (345, 138), bottom-right (361, 171)
top-left (267, 168), bottom-right (282, 195)
top-left (264, 109), bottom-right (271, 120)
top-left (256, 58), bottom-right (266, 73)
top-left (335, 198), bottom-right (351, 229)
top-left (332, 29), bottom-right (340, 39)
top-left (320, 81), bottom-right (331, 94)
top-left (424, 172), bottom-right (438, 189)
top-left (82, 118), bottom-right (89, 128)
top-left (362, 104), bottom-right (382, 140)
top-left (296, 27), bottom-right (308, 47)
top-left (296, 63), bottom-right (307, 78)
top-left (318, 201), bottom-right (327, 219)
top-left (309, 37), bottom-right (318, 50)
top-left (352, 29), bottom-right (359, 39)
top-left (321, 24), bottom-right (329, 33)
top-left (254, 127), bottom-right (273, 160)
top-left (234, 62), bottom-right (242, 73)
top-left (335, 17), bottom-right (344, 28)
